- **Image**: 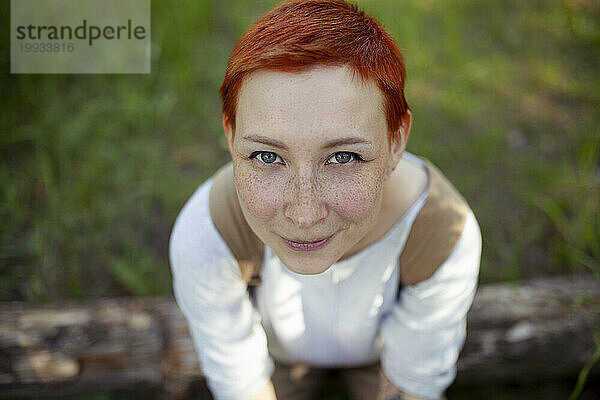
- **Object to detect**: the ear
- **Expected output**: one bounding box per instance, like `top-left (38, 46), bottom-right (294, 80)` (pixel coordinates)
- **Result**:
top-left (222, 113), bottom-right (234, 154)
top-left (386, 110), bottom-right (412, 179)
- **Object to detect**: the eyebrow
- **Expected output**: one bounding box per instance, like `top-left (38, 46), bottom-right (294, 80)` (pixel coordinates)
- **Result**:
top-left (241, 135), bottom-right (372, 150)
top-left (321, 137), bottom-right (372, 149)
top-left (242, 135), bottom-right (289, 150)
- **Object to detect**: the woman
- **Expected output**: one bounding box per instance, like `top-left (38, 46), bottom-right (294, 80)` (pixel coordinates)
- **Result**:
top-left (170, 1), bottom-right (481, 399)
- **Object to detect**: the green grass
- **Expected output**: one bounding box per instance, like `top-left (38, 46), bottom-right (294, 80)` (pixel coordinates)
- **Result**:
top-left (1, 0), bottom-right (599, 302)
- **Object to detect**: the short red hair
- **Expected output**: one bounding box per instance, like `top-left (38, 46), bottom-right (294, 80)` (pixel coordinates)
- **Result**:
top-left (220, 0), bottom-right (410, 143)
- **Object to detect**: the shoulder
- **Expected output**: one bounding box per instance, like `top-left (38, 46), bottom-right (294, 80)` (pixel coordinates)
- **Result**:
top-left (400, 156), bottom-right (479, 286)
top-left (169, 176), bottom-right (213, 258)
top-left (207, 162), bottom-right (264, 283)
top-left (400, 210), bottom-right (481, 305)
top-left (169, 172), bottom-right (242, 284)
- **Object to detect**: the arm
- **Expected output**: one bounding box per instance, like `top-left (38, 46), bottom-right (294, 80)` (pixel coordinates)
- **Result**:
top-left (170, 182), bottom-right (274, 400)
top-left (380, 211), bottom-right (481, 399)
top-left (249, 380), bottom-right (277, 400)
top-left (377, 370), bottom-right (438, 400)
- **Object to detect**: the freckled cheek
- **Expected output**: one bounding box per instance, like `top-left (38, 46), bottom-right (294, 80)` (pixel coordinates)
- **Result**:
top-left (327, 174), bottom-right (383, 222)
top-left (235, 170), bottom-right (282, 221)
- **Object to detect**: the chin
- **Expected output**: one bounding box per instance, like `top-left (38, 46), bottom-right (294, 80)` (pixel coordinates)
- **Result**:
top-left (277, 251), bottom-right (337, 275)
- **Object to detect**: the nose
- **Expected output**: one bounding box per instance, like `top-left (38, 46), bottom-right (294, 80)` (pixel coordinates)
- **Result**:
top-left (283, 170), bottom-right (327, 228)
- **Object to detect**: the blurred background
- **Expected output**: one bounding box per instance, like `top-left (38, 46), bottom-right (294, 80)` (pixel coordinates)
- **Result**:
top-left (1, 0), bottom-right (599, 397)
top-left (2, 0), bottom-right (598, 302)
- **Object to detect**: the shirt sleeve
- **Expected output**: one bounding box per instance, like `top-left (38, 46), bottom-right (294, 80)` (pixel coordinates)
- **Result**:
top-left (380, 211), bottom-right (481, 399)
top-left (169, 180), bottom-right (274, 400)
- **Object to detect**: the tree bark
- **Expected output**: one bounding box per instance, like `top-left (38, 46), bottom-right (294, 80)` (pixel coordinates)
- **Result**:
top-left (1, 274), bottom-right (598, 398)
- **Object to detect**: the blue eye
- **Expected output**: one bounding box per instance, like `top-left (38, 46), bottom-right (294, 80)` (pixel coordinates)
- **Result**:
top-left (249, 151), bottom-right (283, 164)
top-left (327, 152), bottom-right (362, 164)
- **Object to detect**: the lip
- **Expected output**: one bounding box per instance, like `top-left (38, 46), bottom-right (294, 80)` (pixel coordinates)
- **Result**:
top-left (281, 234), bottom-right (334, 251)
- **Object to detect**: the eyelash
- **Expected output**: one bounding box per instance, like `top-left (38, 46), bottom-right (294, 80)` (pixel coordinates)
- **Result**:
top-left (248, 151), bottom-right (365, 165)
top-left (249, 151), bottom-right (284, 165)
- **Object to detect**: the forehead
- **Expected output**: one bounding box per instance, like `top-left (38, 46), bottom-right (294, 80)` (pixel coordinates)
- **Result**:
top-left (235, 66), bottom-right (387, 143)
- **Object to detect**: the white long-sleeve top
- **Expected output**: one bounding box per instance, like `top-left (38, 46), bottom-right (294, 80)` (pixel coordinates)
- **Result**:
top-left (170, 154), bottom-right (481, 400)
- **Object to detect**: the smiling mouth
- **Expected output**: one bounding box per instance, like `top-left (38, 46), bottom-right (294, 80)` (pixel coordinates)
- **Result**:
top-left (281, 234), bottom-right (334, 251)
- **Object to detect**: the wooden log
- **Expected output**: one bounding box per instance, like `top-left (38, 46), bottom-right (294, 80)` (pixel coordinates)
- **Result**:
top-left (0, 298), bottom-right (167, 398)
top-left (0, 274), bottom-right (598, 398)
top-left (457, 273), bottom-right (600, 385)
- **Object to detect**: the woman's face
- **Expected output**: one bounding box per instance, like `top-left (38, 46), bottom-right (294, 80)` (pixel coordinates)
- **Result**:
top-left (225, 66), bottom-right (405, 274)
